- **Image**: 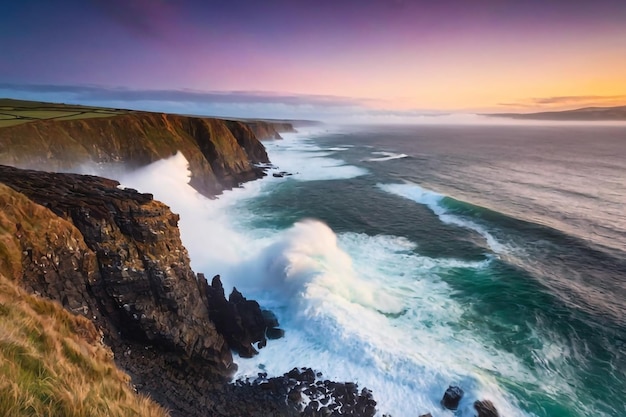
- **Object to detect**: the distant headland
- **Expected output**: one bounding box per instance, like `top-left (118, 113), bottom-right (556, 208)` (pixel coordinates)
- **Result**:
top-left (485, 105), bottom-right (626, 121)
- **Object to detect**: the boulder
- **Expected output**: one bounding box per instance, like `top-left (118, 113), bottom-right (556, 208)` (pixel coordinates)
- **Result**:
top-left (441, 385), bottom-right (464, 410)
top-left (474, 400), bottom-right (500, 417)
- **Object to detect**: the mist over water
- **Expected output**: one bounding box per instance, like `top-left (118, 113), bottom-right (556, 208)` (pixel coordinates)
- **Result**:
top-left (103, 124), bottom-right (625, 417)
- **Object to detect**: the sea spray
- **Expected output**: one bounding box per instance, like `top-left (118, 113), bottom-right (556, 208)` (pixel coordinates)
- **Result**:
top-left (112, 133), bottom-right (537, 417)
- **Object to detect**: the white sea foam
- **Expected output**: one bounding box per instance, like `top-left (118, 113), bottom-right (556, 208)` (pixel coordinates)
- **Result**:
top-left (264, 130), bottom-right (368, 181)
top-left (109, 134), bottom-right (536, 417)
top-left (365, 151), bottom-right (410, 162)
top-left (378, 182), bottom-right (509, 254)
top-left (231, 221), bottom-right (534, 417)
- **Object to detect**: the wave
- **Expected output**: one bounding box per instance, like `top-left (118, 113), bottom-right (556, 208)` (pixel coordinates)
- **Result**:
top-left (365, 151), bottom-right (410, 162)
top-left (231, 219), bottom-right (532, 417)
top-left (377, 182), bottom-right (509, 254)
top-left (265, 131), bottom-right (368, 181)
top-left (111, 142), bottom-right (532, 417)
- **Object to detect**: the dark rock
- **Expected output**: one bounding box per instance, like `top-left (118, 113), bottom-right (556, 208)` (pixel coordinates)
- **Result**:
top-left (441, 385), bottom-right (464, 410)
top-left (474, 400), bottom-right (500, 417)
top-left (266, 328), bottom-right (285, 340)
top-left (287, 388), bottom-right (302, 403)
top-left (418, 414), bottom-right (432, 417)
top-left (203, 276), bottom-right (282, 357)
top-left (261, 309), bottom-right (279, 328)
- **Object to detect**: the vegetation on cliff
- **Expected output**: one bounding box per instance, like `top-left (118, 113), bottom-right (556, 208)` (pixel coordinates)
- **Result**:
top-left (0, 273), bottom-right (170, 417)
top-left (0, 98), bottom-right (128, 128)
top-left (0, 182), bottom-right (169, 416)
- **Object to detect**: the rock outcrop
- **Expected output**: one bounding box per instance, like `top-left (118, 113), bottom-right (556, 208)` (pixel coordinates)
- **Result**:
top-left (0, 164), bottom-right (234, 373)
top-left (441, 385), bottom-right (464, 410)
top-left (474, 400), bottom-right (500, 417)
top-left (0, 164), bottom-right (379, 417)
top-left (202, 274), bottom-right (284, 358)
top-left (0, 112), bottom-right (291, 197)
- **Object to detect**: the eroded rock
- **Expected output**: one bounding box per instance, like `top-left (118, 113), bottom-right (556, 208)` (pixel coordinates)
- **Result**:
top-left (441, 385), bottom-right (464, 410)
top-left (474, 400), bottom-right (500, 417)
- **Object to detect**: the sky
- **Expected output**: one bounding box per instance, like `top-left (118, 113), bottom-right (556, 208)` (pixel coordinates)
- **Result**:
top-left (1, 0), bottom-right (626, 120)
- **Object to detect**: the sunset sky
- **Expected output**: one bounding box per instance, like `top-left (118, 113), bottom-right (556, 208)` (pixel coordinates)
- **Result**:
top-left (1, 0), bottom-right (625, 119)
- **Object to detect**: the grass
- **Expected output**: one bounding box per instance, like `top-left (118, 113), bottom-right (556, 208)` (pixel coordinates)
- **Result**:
top-left (0, 184), bottom-right (169, 417)
top-left (0, 273), bottom-right (170, 417)
top-left (0, 98), bottom-right (130, 127)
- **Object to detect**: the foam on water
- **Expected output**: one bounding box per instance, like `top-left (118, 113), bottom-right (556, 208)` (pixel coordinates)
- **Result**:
top-left (378, 182), bottom-right (509, 254)
top-left (265, 130), bottom-right (368, 181)
top-left (230, 220), bottom-right (535, 417)
top-left (108, 133), bottom-right (541, 417)
top-left (365, 151), bottom-right (410, 162)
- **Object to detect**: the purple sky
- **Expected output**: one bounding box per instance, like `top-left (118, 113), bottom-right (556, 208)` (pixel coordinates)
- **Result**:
top-left (1, 0), bottom-right (625, 119)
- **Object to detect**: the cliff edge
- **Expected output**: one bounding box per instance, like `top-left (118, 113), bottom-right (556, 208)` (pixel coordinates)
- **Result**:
top-left (0, 111), bottom-right (293, 197)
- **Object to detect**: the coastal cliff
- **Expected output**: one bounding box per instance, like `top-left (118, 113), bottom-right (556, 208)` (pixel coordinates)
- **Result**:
top-left (0, 112), bottom-right (291, 197)
top-left (245, 120), bottom-right (296, 140)
top-left (0, 102), bottom-right (379, 416)
top-left (0, 165), bottom-right (377, 417)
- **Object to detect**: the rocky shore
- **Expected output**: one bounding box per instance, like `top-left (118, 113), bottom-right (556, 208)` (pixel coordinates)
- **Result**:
top-left (0, 163), bottom-right (378, 417)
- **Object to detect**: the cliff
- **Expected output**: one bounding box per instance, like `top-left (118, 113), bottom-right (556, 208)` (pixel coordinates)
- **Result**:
top-left (0, 112), bottom-right (292, 197)
top-left (245, 120), bottom-right (297, 140)
top-left (0, 164), bottom-right (234, 371)
top-left (0, 165), bottom-right (377, 417)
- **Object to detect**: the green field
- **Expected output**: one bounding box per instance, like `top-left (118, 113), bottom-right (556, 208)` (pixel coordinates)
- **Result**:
top-left (0, 99), bottom-right (132, 128)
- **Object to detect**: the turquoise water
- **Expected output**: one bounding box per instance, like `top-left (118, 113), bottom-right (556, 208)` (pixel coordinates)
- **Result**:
top-left (120, 124), bottom-right (626, 417)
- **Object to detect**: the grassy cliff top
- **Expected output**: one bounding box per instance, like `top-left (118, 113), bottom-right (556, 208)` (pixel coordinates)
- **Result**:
top-left (0, 98), bottom-right (131, 128)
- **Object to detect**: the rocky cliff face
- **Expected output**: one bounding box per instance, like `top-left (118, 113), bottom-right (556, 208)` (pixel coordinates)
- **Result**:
top-left (0, 164), bottom-right (379, 417)
top-left (0, 164), bottom-right (234, 372)
top-left (0, 113), bottom-right (290, 197)
top-left (245, 120), bottom-right (296, 140)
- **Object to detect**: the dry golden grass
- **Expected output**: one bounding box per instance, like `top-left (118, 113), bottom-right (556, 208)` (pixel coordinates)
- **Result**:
top-left (0, 183), bottom-right (169, 417)
top-left (0, 273), bottom-right (170, 417)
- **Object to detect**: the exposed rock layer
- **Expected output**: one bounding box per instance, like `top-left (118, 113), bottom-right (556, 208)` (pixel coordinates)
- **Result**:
top-left (245, 120), bottom-right (296, 140)
top-left (0, 164), bottom-right (234, 373)
top-left (0, 113), bottom-right (291, 196)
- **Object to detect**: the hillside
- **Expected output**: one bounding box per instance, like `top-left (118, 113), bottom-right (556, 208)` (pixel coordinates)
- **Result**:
top-left (486, 105), bottom-right (626, 121)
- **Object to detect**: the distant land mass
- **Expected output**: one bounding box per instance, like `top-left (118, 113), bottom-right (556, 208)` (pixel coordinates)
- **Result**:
top-left (486, 105), bottom-right (626, 121)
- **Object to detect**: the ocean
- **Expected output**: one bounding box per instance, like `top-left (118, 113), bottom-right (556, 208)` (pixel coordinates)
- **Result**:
top-left (119, 123), bottom-right (626, 417)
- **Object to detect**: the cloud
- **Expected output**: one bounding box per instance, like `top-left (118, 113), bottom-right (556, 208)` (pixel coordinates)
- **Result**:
top-left (0, 83), bottom-right (369, 108)
top-left (0, 83), bottom-right (450, 123)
